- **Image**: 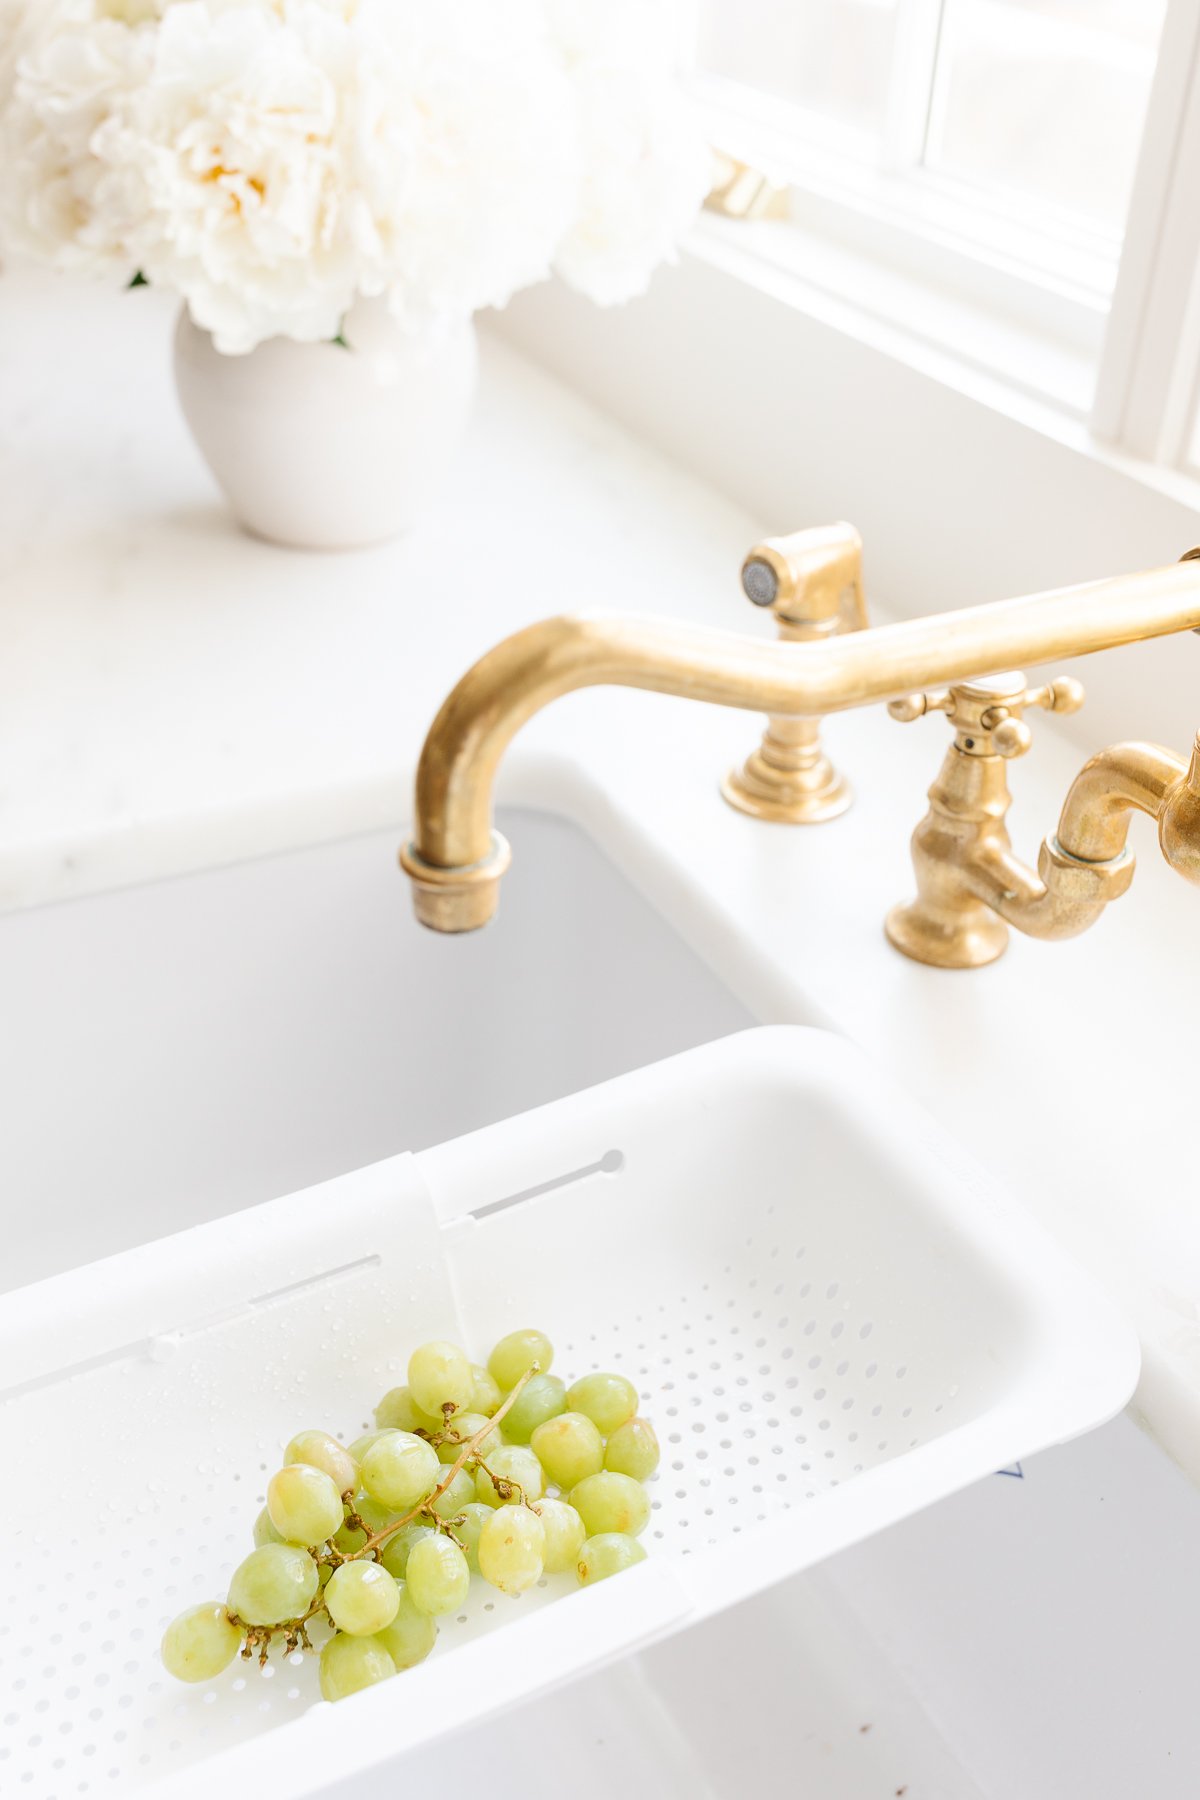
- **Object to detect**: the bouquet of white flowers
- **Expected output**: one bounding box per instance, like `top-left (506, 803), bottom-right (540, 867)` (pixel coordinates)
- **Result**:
top-left (0, 0), bottom-right (709, 354)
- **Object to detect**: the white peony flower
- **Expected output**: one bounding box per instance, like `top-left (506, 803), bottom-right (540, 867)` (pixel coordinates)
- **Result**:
top-left (0, 0), bottom-right (31, 99)
top-left (366, 0), bottom-right (578, 328)
top-left (99, 1), bottom-right (372, 349)
top-left (0, 0), bottom-right (708, 349)
top-left (546, 0), bottom-right (710, 306)
top-left (544, 0), bottom-right (688, 69)
top-left (0, 9), bottom-right (153, 270)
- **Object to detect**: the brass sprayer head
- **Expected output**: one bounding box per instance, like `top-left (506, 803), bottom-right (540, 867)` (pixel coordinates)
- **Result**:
top-left (740, 522), bottom-right (867, 631)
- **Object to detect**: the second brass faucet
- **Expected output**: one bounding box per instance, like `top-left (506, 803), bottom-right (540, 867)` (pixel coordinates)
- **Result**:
top-left (399, 523), bottom-right (1200, 967)
top-left (885, 670), bottom-right (1200, 966)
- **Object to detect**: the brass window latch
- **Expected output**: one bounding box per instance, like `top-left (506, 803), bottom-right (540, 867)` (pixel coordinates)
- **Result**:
top-left (705, 150), bottom-right (790, 222)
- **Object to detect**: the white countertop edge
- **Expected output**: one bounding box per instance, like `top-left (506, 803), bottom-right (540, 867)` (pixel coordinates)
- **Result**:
top-left (0, 772), bottom-right (413, 917)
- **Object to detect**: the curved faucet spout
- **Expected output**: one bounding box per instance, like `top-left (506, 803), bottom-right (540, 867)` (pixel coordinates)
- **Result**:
top-left (400, 560), bottom-right (1200, 932)
top-left (1055, 742), bottom-right (1191, 864)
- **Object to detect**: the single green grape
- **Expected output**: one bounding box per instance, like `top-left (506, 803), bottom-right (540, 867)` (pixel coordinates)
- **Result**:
top-left (530, 1412), bottom-right (604, 1489)
top-left (566, 1372), bottom-right (638, 1435)
top-left (408, 1339), bottom-right (474, 1419)
top-left (284, 1429), bottom-right (357, 1494)
top-left (266, 1464), bottom-right (344, 1547)
top-left (478, 1504), bottom-right (545, 1596)
top-left (374, 1386), bottom-right (439, 1435)
top-left (452, 1503), bottom-right (494, 1573)
top-left (488, 1328), bottom-right (553, 1392)
top-left (227, 1543), bottom-right (318, 1626)
top-left (325, 1561), bottom-right (401, 1636)
top-left (435, 1411), bottom-right (500, 1464)
top-left (604, 1417), bottom-right (660, 1482)
top-left (379, 1521), bottom-right (436, 1580)
top-left (161, 1602), bottom-right (242, 1682)
top-left (474, 1443), bottom-right (545, 1508)
top-left (253, 1506), bottom-right (285, 1549)
top-left (534, 1498), bottom-right (586, 1574)
top-left (319, 1632), bottom-right (395, 1701)
top-left (499, 1373), bottom-right (567, 1445)
top-left (429, 1466), bottom-right (476, 1520)
top-left (576, 1532), bottom-right (647, 1586)
top-left (347, 1427), bottom-right (393, 1463)
top-left (377, 1583), bottom-right (437, 1670)
top-left (469, 1363), bottom-right (503, 1416)
top-left (569, 1471), bottom-right (651, 1538)
top-left (406, 1533), bottom-right (471, 1616)
top-left (361, 1431), bottom-right (441, 1511)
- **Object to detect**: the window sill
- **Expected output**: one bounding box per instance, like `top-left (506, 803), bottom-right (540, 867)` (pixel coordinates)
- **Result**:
top-left (685, 210), bottom-right (1200, 520)
top-left (694, 76), bottom-right (1117, 362)
top-left (693, 209), bottom-right (1099, 424)
top-left (695, 210), bottom-right (1200, 515)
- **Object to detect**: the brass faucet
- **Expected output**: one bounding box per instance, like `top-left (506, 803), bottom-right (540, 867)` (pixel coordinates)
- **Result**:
top-left (886, 672), bottom-right (1200, 965)
top-left (398, 525), bottom-right (1200, 956)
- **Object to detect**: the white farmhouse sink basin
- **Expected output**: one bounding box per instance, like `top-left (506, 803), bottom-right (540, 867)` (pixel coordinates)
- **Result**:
top-left (0, 807), bottom-right (752, 1291)
top-left (0, 800), bottom-right (1178, 1800)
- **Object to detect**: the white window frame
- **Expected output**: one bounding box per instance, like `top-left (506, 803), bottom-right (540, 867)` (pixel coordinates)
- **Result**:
top-left (1090, 0), bottom-right (1200, 472)
top-left (693, 0), bottom-right (1200, 476)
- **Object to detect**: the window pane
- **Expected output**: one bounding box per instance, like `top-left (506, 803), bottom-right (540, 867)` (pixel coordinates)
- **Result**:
top-left (697, 0), bottom-right (899, 143)
top-left (925, 0), bottom-right (1166, 233)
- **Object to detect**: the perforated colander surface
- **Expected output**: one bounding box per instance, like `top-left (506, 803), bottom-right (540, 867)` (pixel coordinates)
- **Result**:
top-left (0, 1220), bottom-right (966, 1797)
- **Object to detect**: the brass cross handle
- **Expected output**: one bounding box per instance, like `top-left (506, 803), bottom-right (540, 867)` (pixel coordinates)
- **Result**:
top-left (887, 672), bottom-right (1084, 758)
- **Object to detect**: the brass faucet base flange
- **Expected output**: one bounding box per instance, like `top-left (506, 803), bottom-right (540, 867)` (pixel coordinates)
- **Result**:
top-left (884, 900), bottom-right (1009, 969)
top-left (721, 752), bottom-right (852, 824)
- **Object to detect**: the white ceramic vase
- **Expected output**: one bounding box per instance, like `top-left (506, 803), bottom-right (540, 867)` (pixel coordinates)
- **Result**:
top-left (173, 299), bottom-right (478, 550)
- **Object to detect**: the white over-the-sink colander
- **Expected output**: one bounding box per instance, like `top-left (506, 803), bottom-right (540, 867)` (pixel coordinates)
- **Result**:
top-left (0, 1027), bottom-right (1138, 1799)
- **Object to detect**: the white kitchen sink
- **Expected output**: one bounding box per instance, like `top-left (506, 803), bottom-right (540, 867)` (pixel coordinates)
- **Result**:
top-left (0, 806), bottom-right (752, 1291)
top-left (2, 802), bottom-right (1195, 1800)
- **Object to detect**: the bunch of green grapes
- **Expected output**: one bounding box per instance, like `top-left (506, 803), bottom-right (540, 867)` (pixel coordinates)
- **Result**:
top-left (161, 1328), bottom-right (660, 1701)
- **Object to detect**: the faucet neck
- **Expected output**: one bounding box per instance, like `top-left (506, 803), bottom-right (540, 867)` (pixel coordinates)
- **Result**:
top-left (926, 742), bottom-right (1015, 825)
top-left (886, 742), bottom-right (1018, 967)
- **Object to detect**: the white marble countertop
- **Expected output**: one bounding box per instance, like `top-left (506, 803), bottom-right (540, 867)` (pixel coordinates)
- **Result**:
top-left (4, 271), bottom-right (1200, 1485)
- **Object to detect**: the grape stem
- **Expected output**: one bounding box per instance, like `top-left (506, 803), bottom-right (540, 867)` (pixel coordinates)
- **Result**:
top-left (219, 1365), bottom-right (540, 1659)
top-left (472, 1454), bottom-right (534, 1512)
top-left (356, 1364), bottom-right (539, 1557)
